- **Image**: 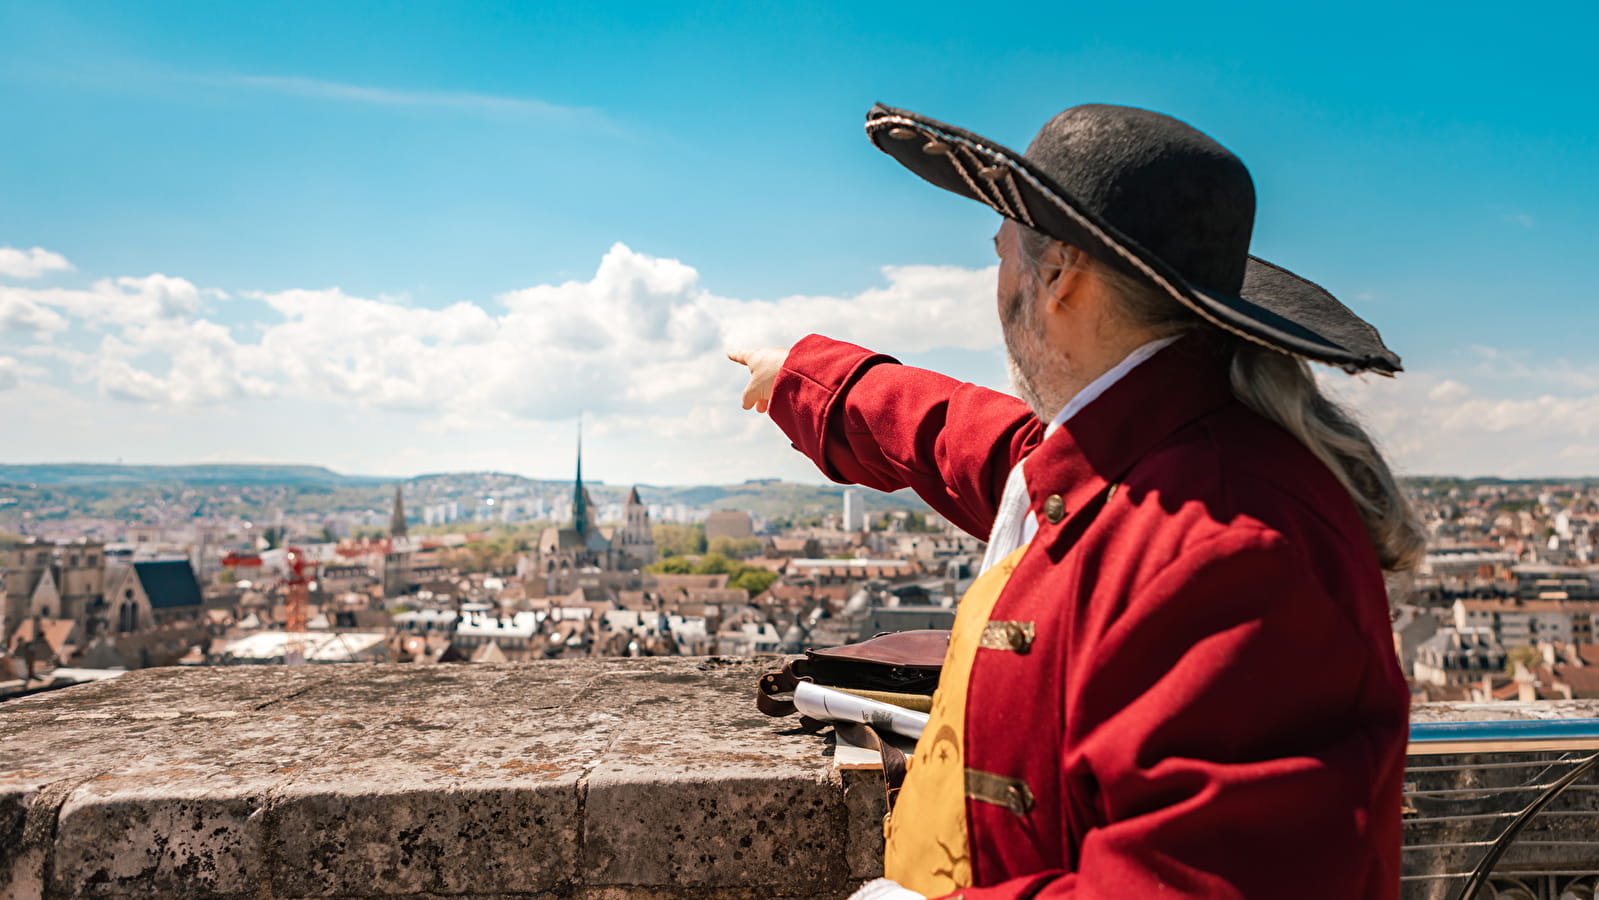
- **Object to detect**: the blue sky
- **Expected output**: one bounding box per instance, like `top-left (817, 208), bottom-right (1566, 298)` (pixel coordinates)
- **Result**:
top-left (2, 1), bottom-right (1596, 483)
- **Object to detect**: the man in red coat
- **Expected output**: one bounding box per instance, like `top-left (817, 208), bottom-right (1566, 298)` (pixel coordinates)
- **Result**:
top-left (730, 104), bottom-right (1422, 899)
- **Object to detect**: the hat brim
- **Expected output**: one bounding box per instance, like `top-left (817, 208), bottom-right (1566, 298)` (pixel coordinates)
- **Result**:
top-left (865, 104), bottom-right (1401, 374)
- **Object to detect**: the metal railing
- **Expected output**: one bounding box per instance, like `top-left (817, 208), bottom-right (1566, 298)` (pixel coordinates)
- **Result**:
top-left (1405, 719), bottom-right (1599, 900)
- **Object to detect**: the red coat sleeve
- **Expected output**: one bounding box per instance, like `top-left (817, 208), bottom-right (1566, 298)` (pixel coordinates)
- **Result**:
top-left (768, 334), bottom-right (1043, 539)
top-left (954, 528), bottom-right (1404, 900)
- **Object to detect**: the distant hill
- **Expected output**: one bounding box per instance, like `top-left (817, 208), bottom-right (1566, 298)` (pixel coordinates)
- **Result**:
top-left (7, 463), bottom-right (1599, 530)
top-left (0, 463), bottom-right (381, 487)
top-left (631, 481), bottom-right (927, 518)
top-left (0, 464), bottom-right (929, 521)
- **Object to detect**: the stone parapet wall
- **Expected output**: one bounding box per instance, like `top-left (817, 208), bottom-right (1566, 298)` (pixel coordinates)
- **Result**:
top-left (1, 660), bottom-right (884, 900)
top-left (7, 661), bottom-right (1599, 899)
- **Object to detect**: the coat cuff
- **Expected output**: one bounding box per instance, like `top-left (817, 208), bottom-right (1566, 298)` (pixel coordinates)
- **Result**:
top-left (848, 878), bottom-right (925, 900)
top-left (769, 334), bottom-right (898, 482)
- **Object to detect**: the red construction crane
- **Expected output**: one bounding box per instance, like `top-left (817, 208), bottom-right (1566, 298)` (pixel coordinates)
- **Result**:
top-left (282, 547), bottom-right (315, 664)
top-left (223, 546), bottom-right (317, 665)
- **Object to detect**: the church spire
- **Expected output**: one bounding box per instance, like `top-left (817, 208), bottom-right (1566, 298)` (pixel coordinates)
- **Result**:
top-left (572, 422), bottom-right (590, 538)
top-left (390, 484), bottom-right (408, 539)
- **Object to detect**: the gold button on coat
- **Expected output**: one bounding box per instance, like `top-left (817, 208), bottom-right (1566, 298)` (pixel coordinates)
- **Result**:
top-left (1043, 494), bottom-right (1066, 523)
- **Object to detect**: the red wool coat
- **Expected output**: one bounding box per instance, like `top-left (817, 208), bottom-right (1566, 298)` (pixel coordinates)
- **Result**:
top-left (768, 333), bottom-right (1410, 899)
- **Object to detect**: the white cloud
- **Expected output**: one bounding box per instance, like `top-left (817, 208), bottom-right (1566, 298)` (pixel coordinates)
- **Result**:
top-left (1, 243), bottom-right (997, 435)
top-left (216, 74), bottom-right (609, 128)
top-left (0, 291), bottom-right (70, 336)
top-left (1325, 367), bottom-right (1599, 477)
top-left (92, 320), bottom-right (275, 407)
top-left (7, 273), bottom-right (212, 332)
top-left (10, 240), bottom-right (1597, 480)
top-left (0, 246), bottom-right (74, 280)
top-left (223, 242), bottom-right (999, 424)
top-left (0, 356), bottom-right (25, 390)
top-left (1465, 345), bottom-right (1599, 393)
top-left (708, 263), bottom-right (1001, 353)
top-left (1427, 379), bottom-right (1469, 403)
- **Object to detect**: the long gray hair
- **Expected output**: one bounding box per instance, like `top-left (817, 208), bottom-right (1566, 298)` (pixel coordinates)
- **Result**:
top-left (1017, 226), bottom-right (1425, 574)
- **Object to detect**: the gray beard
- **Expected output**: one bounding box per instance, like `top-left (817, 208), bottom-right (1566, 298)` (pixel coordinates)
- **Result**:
top-left (1001, 285), bottom-right (1073, 421)
top-left (1005, 351), bottom-right (1051, 421)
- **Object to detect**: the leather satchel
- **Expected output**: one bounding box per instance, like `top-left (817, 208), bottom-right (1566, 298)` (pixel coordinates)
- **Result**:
top-left (756, 629), bottom-right (949, 808)
top-left (755, 629), bottom-right (948, 718)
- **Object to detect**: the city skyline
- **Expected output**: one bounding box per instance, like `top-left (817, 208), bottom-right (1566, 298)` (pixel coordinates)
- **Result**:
top-left (3, 2), bottom-right (1597, 482)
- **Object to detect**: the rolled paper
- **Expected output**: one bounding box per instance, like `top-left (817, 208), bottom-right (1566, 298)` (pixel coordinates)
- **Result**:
top-left (834, 687), bottom-right (934, 713)
top-left (794, 681), bottom-right (931, 740)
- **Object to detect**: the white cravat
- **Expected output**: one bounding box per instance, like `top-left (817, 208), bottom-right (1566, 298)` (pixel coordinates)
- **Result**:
top-left (978, 337), bottom-right (1178, 575)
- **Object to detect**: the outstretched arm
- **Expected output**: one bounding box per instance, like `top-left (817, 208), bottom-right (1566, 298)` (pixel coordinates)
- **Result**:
top-left (730, 334), bottom-right (1042, 539)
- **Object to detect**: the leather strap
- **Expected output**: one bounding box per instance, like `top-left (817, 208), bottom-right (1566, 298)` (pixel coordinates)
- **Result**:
top-left (836, 722), bottom-right (909, 809)
top-left (756, 662), bottom-right (804, 716)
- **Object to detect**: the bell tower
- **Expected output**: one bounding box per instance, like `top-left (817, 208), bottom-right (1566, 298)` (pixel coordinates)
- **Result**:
top-left (390, 485), bottom-right (408, 539)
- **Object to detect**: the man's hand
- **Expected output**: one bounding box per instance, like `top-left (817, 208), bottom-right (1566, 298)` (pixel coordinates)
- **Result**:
top-left (727, 346), bottom-right (790, 414)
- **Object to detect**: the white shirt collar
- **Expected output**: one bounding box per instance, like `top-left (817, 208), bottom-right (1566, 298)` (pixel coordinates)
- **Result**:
top-left (979, 335), bottom-right (1181, 575)
top-left (1042, 335), bottom-right (1181, 439)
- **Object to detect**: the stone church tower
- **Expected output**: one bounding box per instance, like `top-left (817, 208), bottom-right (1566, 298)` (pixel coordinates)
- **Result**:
top-left (528, 428), bottom-right (655, 580)
top-left (382, 484), bottom-right (411, 598)
top-left (389, 484), bottom-right (408, 539)
top-left (572, 428), bottom-right (594, 545)
top-left (614, 488), bottom-right (656, 567)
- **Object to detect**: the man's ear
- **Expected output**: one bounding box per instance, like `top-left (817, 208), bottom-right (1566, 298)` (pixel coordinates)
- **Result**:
top-left (1042, 246), bottom-right (1086, 313)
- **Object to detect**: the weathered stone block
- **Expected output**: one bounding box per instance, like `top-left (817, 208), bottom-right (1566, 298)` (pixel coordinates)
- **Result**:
top-left (841, 770), bottom-right (887, 881)
top-left (582, 769), bottom-right (847, 891)
top-left (52, 787), bottom-right (264, 898)
top-left (269, 782), bottom-right (580, 896)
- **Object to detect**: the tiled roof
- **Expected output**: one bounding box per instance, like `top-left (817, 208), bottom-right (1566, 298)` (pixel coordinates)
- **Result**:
top-left (1458, 597), bottom-right (1599, 613)
top-left (650, 574), bottom-right (731, 592)
top-left (133, 560), bottom-right (203, 609)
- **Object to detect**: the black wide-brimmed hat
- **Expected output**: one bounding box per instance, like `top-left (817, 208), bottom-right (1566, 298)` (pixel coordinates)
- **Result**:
top-left (865, 103), bottom-right (1401, 374)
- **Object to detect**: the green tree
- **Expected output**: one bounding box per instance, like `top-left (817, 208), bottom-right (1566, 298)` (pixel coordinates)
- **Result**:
top-left (653, 523), bottom-right (706, 557)
top-left (695, 552), bottom-right (736, 575)
top-left (1506, 645), bottom-right (1543, 675)
top-left (731, 568), bottom-right (779, 596)
top-left (645, 556), bottom-right (696, 574)
top-left (708, 536), bottom-right (763, 559)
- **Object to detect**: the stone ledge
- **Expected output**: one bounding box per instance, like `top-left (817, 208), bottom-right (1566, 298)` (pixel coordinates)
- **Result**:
top-left (11, 662), bottom-right (1599, 899)
top-left (1, 660), bottom-right (883, 900)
